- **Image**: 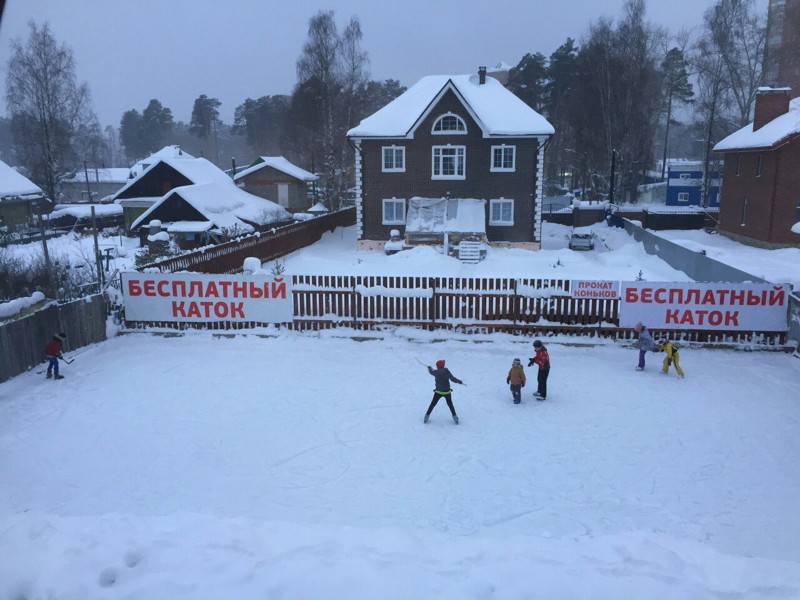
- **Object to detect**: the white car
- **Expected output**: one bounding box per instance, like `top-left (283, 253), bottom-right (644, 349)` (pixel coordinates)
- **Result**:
top-left (568, 226), bottom-right (595, 251)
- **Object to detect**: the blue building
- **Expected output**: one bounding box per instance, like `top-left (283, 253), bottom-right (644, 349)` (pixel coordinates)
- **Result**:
top-left (666, 161), bottom-right (721, 208)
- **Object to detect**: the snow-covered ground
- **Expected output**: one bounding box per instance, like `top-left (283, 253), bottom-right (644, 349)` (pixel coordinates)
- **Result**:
top-left (2, 230), bottom-right (140, 272)
top-left (277, 223), bottom-right (694, 281)
top-left (1, 331), bottom-right (799, 598)
top-left (656, 228), bottom-right (800, 288)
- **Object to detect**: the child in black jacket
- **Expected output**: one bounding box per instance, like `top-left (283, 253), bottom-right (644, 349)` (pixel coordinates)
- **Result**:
top-left (424, 359), bottom-right (464, 424)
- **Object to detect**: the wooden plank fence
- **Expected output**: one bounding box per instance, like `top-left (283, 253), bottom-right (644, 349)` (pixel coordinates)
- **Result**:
top-left (127, 276), bottom-right (788, 346)
top-left (1, 294), bottom-right (107, 382)
top-left (141, 208), bottom-right (356, 274)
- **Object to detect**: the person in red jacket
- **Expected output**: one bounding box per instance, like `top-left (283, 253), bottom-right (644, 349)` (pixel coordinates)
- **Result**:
top-left (44, 332), bottom-right (67, 379)
top-left (528, 340), bottom-right (550, 400)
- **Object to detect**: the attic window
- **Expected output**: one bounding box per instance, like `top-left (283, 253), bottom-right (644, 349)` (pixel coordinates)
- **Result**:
top-left (432, 113), bottom-right (466, 135)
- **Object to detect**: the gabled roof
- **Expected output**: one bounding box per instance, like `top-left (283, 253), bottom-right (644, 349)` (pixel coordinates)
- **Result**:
top-left (0, 160), bottom-right (43, 199)
top-left (714, 98), bottom-right (800, 152)
top-left (130, 181), bottom-right (291, 233)
top-left (112, 157), bottom-right (231, 201)
top-left (62, 168), bottom-right (131, 184)
top-left (347, 74), bottom-right (554, 138)
top-left (130, 145), bottom-right (194, 177)
top-left (234, 156), bottom-right (318, 182)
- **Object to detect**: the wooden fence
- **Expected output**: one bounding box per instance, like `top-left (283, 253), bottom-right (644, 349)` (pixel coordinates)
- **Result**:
top-left (126, 276), bottom-right (788, 346)
top-left (141, 208), bottom-right (356, 274)
top-left (1, 294), bottom-right (107, 382)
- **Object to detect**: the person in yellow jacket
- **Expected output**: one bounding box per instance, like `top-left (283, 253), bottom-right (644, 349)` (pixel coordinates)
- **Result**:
top-left (658, 339), bottom-right (685, 377)
top-left (506, 358), bottom-right (526, 404)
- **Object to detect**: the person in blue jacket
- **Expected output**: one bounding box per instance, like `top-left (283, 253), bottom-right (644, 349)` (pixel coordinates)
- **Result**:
top-left (424, 359), bottom-right (464, 424)
top-left (634, 322), bottom-right (657, 370)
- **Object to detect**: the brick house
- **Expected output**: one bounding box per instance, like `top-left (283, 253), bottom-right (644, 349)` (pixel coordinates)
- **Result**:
top-left (714, 87), bottom-right (800, 247)
top-left (346, 70), bottom-right (554, 252)
top-left (234, 156), bottom-right (317, 212)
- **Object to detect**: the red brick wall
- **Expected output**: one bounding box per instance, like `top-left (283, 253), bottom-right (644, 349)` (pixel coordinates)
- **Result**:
top-left (718, 139), bottom-right (800, 246)
top-left (358, 89), bottom-right (539, 242)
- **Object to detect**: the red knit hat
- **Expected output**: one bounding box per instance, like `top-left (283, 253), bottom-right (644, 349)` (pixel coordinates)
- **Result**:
top-left (436, 360), bottom-right (445, 368)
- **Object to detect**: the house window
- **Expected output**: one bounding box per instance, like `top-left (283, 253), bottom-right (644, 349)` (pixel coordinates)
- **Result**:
top-left (382, 198), bottom-right (406, 225)
top-left (795, 200), bottom-right (800, 223)
top-left (679, 173), bottom-right (690, 180)
top-left (736, 154), bottom-right (741, 176)
top-left (489, 198), bottom-right (514, 225)
top-left (432, 113), bottom-right (466, 134)
top-left (382, 146), bottom-right (405, 172)
top-left (432, 146), bottom-right (466, 179)
top-left (491, 145), bottom-right (516, 172)
top-left (677, 192), bottom-right (690, 202)
top-left (756, 154), bottom-right (763, 177)
top-left (741, 198), bottom-right (748, 226)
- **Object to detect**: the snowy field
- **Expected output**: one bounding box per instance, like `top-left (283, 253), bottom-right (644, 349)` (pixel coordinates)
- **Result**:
top-left (2, 330), bottom-right (800, 598)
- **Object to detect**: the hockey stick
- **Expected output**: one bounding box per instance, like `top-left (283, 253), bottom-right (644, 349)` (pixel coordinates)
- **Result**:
top-left (414, 357), bottom-right (429, 368)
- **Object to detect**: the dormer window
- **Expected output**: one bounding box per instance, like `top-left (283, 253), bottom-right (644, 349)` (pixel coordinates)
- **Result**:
top-left (432, 113), bottom-right (467, 134)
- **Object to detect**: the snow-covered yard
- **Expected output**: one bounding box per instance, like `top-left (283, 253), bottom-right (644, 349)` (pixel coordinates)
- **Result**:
top-left (1, 331), bottom-right (800, 598)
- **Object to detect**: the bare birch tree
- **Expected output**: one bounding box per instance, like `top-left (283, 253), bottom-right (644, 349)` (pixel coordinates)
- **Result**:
top-left (5, 21), bottom-right (98, 201)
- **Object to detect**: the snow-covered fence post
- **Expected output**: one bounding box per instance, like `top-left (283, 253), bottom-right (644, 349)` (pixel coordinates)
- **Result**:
top-left (430, 277), bottom-right (437, 330)
top-left (512, 278), bottom-right (518, 327)
top-left (352, 276), bottom-right (358, 330)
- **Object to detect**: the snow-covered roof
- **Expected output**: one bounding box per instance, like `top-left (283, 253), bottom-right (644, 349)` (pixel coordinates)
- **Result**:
top-left (112, 157), bottom-right (231, 201)
top-left (62, 168), bottom-right (131, 184)
top-left (488, 61), bottom-right (513, 72)
top-left (347, 74), bottom-right (554, 138)
top-left (307, 202), bottom-right (329, 213)
top-left (130, 145), bottom-right (194, 177)
top-left (405, 197), bottom-right (486, 234)
top-left (714, 98), bottom-right (800, 152)
top-left (167, 221), bottom-right (214, 233)
top-left (130, 182), bottom-right (291, 233)
top-left (43, 204), bottom-right (123, 220)
top-left (0, 160), bottom-right (43, 199)
top-left (234, 156), bottom-right (318, 182)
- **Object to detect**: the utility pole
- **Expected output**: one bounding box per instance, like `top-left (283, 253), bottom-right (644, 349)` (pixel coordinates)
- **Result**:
top-left (37, 204), bottom-right (50, 269)
top-left (90, 206), bottom-right (104, 289)
top-left (83, 160), bottom-right (92, 203)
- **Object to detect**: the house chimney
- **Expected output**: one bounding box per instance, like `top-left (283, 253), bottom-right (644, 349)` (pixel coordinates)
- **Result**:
top-left (478, 66), bottom-right (487, 85)
top-left (753, 87), bottom-right (791, 131)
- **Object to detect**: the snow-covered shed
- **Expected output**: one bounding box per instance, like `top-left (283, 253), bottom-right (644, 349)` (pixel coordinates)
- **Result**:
top-left (0, 160), bottom-right (48, 228)
top-left (234, 156), bottom-right (318, 212)
top-left (60, 167), bottom-right (131, 203)
top-left (130, 181), bottom-right (291, 248)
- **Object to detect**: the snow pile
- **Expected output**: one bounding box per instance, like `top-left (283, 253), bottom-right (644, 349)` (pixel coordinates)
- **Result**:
top-left (0, 291), bottom-right (45, 318)
top-left (44, 204), bottom-right (123, 219)
top-left (0, 332), bottom-right (799, 597)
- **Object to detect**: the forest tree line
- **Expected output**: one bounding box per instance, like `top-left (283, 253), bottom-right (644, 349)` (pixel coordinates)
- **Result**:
top-left (2, 0), bottom-right (770, 208)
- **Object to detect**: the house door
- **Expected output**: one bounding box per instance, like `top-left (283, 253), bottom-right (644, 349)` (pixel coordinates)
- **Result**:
top-left (277, 184), bottom-right (289, 208)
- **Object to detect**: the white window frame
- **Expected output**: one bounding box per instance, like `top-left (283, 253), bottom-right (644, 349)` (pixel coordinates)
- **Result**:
top-left (489, 198), bottom-right (514, 226)
top-left (491, 145), bottom-right (516, 172)
top-left (432, 146), bottom-right (466, 180)
top-left (382, 197), bottom-right (406, 225)
top-left (382, 146), bottom-right (406, 173)
top-left (677, 192), bottom-right (690, 202)
top-left (431, 112), bottom-right (467, 135)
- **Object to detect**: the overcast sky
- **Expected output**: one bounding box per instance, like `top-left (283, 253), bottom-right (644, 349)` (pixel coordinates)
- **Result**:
top-left (0, 0), bottom-right (768, 127)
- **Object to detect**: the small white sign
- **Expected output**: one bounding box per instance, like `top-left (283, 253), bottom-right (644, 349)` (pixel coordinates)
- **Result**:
top-left (570, 280), bottom-right (619, 299)
top-left (122, 272), bottom-right (293, 323)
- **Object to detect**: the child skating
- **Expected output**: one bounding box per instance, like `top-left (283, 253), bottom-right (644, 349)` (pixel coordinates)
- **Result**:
top-left (634, 322), bottom-right (656, 370)
top-left (528, 340), bottom-right (550, 400)
top-left (658, 339), bottom-right (685, 377)
top-left (424, 359), bottom-right (464, 424)
top-left (506, 358), bottom-right (526, 404)
top-left (44, 332), bottom-right (67, 379)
